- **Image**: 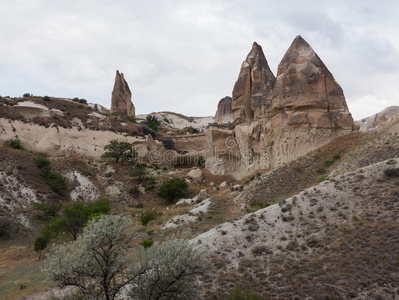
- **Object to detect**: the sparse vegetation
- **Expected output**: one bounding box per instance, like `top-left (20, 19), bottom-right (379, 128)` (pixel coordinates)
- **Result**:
top-left (43, 96), bottom-right (51, 101)
top-left (226, 287), bottom-right (263, 300)
top-left (0, 219), bottom-right (11, 239)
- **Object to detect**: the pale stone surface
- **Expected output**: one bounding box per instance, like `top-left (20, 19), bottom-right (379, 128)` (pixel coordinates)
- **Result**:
top-left (214, 96), bottom-right (233, 124)
top-left (110, 70), bottom-right (135, 117)
top-left (187, 168), bottom-right (204, 182)
top-left (220, 181), bottom-right (229, 189)
top-left (356, 106), bottom-right (399, 132)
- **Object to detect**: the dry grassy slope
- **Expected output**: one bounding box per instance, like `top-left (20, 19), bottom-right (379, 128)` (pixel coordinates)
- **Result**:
top-left (194, 158), bottom-right (399, 299)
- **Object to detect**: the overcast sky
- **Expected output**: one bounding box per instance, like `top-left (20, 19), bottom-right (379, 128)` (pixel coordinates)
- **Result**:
top-left (1, 0), bottom-right (398, 120)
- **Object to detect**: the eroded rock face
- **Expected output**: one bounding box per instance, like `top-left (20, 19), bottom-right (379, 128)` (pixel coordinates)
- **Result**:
top-left (356, 106), bottom-right (399, 132)
top-left (110, 70), bottom-right (135, 117)
top-left (214, 96), bottom-right (233, 124)
top-left (232, 42), bottom-right (275, 123)
top-left (271, 35), bottom-right (353, 131)
top-left (207, 36), bottom-right (354, 178)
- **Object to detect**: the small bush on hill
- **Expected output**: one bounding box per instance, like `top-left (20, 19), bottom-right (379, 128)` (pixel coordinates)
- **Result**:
top-left (41, 169), bottom-right (68, 195)
top-left (157, 178), bottom-right (188, 203)
top-left (140, 238), bottom-right (153, 249)
top-left (139, 210), bottom-right (159, 226)
top-left (8, 138), bottom-right (22, 149)
top-left (43, 96), bottom-right (52, 101)
top-left (23, 93), bottom-right (32, 97)
top-left (384, 168), bottom-right (399, 177)
top-left (78, 99), bottom-right (87, 104)
top-left (144, 115), bottom-right (161, 131)
top-left (185, 126), bottom-right (199, 134)
top-left (34, 155), bottom-right (51, 169)
top-left (162, 137), bottom-right (174, 150)
top-left (141, 124), bottom-right (156, 137)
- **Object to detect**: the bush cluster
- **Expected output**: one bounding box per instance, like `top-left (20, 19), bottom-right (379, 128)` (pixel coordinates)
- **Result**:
top-left (157, 178), bottom-right (188, 203)
top-left (72, 97), bottom-right (87, 104)
top-left (143, 115), bottom-right (161, 131)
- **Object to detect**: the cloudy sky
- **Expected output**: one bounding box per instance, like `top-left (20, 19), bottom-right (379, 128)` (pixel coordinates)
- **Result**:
top-left (1, 0), bottom-right (398, 120)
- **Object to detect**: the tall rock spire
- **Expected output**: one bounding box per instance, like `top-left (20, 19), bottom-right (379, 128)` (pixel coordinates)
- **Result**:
top-left (271, 35), bottom-right (353, 130)
top-left (110, 70), bottom-right (135, 117)
top-left (232, 42), bottom-right (276, 123)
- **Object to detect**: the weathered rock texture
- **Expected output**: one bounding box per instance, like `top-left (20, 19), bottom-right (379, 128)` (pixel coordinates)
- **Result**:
top-left (110, 70), bottom-right (135, 117)
top-left (232, 42), bottom-right (275, 123)
top-left (355, 106), bottom-right (399, 132)
top-left (206, 36), bottom-right (354, 178)
top-left (214, 96), bottom-right (233, 124)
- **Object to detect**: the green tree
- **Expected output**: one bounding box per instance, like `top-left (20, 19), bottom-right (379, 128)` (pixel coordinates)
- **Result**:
top-left (101, 140), bottom-right (136, 163)
top-left (157, 178), bottom-right (188, 203)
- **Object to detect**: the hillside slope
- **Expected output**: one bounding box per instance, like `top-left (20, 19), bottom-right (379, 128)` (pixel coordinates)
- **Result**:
top-left (194, 159), bottom-right (399, 299)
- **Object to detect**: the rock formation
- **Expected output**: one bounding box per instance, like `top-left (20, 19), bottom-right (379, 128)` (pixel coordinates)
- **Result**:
top-left (232, 42), bottom-right (275, 123)
top-left (110, 70), bottom-right (135, 117)
top-left (271, 35), bottom-right (353, 131)
top-left (356, 106), bottom-right (399, 132)
top-left (207, 36), bottom-right (354, 178)
top-left (214, 96), bottom-right (233, 124)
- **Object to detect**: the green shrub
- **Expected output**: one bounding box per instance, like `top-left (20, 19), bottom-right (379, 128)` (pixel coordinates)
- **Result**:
top-left (323, 159), bottom-right (334, 167)
top-left (384, 168), bottom-right (399, 177)
top-left (140, 238), bottom-right (153, 249)
top-left (23, 93), bottom-right (32, 97)
top-left (316, 167), bottom-right (326, 174)
top-left (157, 178), bottom-right (188, 203)
top-left (127, 116), bottom-right (136, 123)
top-left (34, 155), bottom-right (51, 169)
top-left (34, 235), bottom-right (49, 253)
top-left (0, 219), bottom-right (11, 239)
top-left (78, 99), bottom-right (87, 104)
top-left (33, 201), bottom-right (62, 220)
top-left (185, 126), bottom-right (199, 134)
top-left (333, 153), bottom-right (341, 160)
top-left (387, 159), bottom-right (397, 165)
top-left (8, 138), bottom-right (22, 149)
top-left (41, 169), bottom-right (68, 195)
top-left (136, 202), bottom-right (144, 208)
top-left (318, 175), bottom-right (329, 183)
top-left (144, 115), bottom-right (161, 131)
top-left (139, 210), bottom-right (158, 226)
top-left (130, 164), bottom-right (146, 178)
top-left (102, 140), bottom-right (135, 163)
top-left (43, 96), bottom-right (51, 101)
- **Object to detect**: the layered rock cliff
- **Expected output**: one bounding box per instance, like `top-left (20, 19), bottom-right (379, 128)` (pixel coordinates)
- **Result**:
top-left (214, 96), bottom-right (233, 124)
top-left (206, 36), bottom-right (354, 178)
top-left (110, 70), bottom-right (135, 117)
